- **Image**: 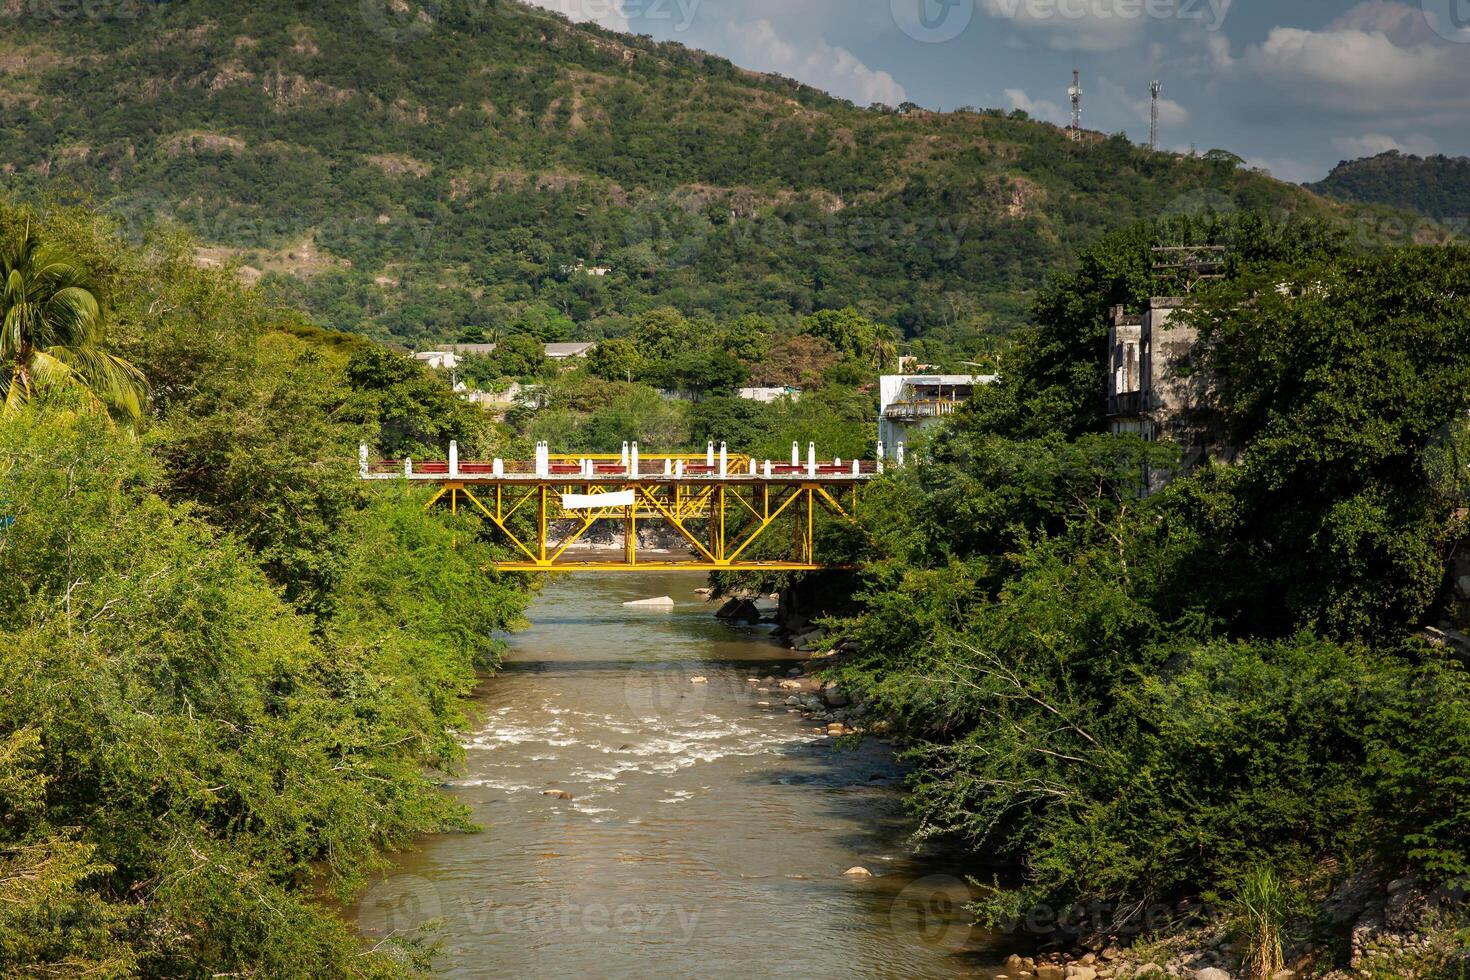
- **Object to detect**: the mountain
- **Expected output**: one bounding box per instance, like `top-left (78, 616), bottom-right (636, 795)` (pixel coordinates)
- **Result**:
top-left (0, 0), bottom-right (1394, 351)
top-left (1309, 151), bottom-right (1470, 226)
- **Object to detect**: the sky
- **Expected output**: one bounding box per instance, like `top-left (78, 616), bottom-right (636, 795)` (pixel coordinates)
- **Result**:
top-left (520, 0), bottom-right (1470, 183)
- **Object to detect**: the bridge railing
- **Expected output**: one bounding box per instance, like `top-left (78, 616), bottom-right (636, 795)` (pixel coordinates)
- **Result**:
top-left (361, 439), bottom-right (902, 482)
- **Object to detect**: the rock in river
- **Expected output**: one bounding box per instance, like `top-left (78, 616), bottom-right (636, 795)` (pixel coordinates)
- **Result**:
top-left (624, 596), bottom-right (675, 608)
top-left (843, 866), bottom-right (872, 878)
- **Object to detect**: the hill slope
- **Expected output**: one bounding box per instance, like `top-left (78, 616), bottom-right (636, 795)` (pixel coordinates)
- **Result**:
top-left (1308, 151), bottom-right (1470, 226)
top-left (0, 0), bottom-right (1389, 350)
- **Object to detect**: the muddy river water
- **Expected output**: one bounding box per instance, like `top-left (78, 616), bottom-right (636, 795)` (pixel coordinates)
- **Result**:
top-left (353, 572), bottom-right (1008, 977)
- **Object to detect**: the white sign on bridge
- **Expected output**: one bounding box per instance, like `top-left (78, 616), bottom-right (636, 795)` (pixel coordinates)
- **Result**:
top-left (561, 490), bottom-right (636, 511)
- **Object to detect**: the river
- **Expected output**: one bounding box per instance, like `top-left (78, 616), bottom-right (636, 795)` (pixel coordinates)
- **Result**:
top-left (353, 572), bottom-right (1005, 977)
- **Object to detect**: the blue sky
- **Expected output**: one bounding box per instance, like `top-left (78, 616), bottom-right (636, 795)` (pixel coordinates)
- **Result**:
top-left (523, 0), bottom-right (1470, 183)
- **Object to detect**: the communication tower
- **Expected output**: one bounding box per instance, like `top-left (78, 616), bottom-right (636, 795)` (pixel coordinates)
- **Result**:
top-left (1149, 80), bottom-right (1162, 150)
top-left (1069, 69), bottom-right (1083, 142)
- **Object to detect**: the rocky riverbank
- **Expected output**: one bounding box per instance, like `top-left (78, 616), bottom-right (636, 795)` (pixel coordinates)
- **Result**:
top-left (986, 870), bottom-right (1468, 979)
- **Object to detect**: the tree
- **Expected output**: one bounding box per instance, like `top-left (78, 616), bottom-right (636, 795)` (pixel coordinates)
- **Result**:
top-left (488, 333), bottom-right (547, 379)
top-left (343, 346), bottom-right (493, 458)
top-left (0, 232), bottom-right (146, 425)
top-left (586, 338), bottom-right (641, 382)
top-left (749, 335), bottom-right (840, 388)
top-left (798, 307), bottom-right (881, 361)
top-left (665, 350), bottom-right (748, 395)
top-left (630, 307), bottom-right (702, 364)
top-left (512, 304), bottom-right (574, 342)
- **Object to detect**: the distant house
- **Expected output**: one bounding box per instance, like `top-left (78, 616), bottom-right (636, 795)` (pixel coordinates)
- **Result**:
top-left (413, 350), bottom-right (461, 371)
top-left (543, 342), bottom-right (597, 361)
top-left (438, 343), bottom-right (498, 357)
top-left (413, 341), bottom-right (597, 368)
top-left (737, 386), bottom-right (801, 404)
top-left (878, 374), bottom-right (995, 450)
top-left (560, 260), bottom-right (612, 277)
top-left (467, 383), bottom-right (524, 409)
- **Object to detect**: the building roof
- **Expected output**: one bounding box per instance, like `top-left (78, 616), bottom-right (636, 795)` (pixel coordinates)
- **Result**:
top-left (544, 342), bottom-right (597, 358)
top-left (892, 374), bottom-right (993, 387)
top-left (417, 341), bottom-right (598, 359)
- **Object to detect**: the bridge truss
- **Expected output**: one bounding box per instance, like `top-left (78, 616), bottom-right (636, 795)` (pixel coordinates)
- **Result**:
top-left (361, 441), bottom-right (885, 572)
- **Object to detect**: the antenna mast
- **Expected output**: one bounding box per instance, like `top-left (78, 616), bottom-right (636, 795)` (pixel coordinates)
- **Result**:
top-left (1149, 80), bottom-right (1162, 151)
top-left (1069, 69), bottom-right (1082, 142)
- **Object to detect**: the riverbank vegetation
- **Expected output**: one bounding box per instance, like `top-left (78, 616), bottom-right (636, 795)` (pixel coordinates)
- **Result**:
top-left (0, 200), bottom-right (530, 976)
top-left (827, 215), bottom-right (1470, 968)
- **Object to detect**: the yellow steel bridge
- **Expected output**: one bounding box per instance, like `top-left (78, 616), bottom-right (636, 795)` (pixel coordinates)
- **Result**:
top-left (360, 440), bottom-right (886, 572)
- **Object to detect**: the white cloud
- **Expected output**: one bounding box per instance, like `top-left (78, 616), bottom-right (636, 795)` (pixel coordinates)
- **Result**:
top-left (1325, 1), bottom-right (1440, 46)
top-left (1235, 15), bottom-right (1470, 117)
top-left (1331, 132), bottom-right (1441, 159)
top-left (519, 0), bottom-right (631, 33)
top-left (1241, 155), bottom-right (1321, 185)
top-left (1004, 87), bottom-right (1065, 124)
top-left (724, 18), bottom-right (907, 105)
top-left (1127, 92), bottom-right (1188, 126)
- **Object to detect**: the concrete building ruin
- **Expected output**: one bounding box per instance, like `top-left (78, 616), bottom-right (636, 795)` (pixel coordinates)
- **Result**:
top-left (1106, 297), bottom-right (1231, 472)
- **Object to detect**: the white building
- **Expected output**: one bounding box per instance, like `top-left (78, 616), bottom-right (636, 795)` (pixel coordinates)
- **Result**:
top-left (413, 341), bottom-right (598, 369)
top-left (737, 386), bottom-right (801, 404)
top-left (878, 374), bottom-right (995, 451)
top-left (413, 350), bottom-right (461, 371)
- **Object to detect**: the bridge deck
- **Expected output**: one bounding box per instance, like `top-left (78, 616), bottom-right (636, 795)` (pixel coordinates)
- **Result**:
top-left (359, 443), bottom-right (887, 572)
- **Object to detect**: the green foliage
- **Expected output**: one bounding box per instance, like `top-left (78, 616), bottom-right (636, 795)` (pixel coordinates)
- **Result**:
top-left (1309, 150), bottom-right (1470, 224)
top-left (0, 200), bottom-right (530, 975)
top-left (1188, 246), bottom-right (1470, 638)
top-left (344, 345), bottom-right (498, 459)
top-left (586, 337), bottom-right (640, 381)
top-left (487, 332), bottom-right (549, 380)
top-left (1365, 653), bottom-right (1470, 882)
top-left (798, 307), bottom-right (897, 374)
top-left (829, 231), bottom-right (1470, 933)
top-left (0, 231), bottom-right (146, 425)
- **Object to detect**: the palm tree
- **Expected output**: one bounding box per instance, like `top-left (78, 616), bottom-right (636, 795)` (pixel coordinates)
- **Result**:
top-left (0, 230), bottom-right (146, 425)
top-left (869, 325), bottom-right (900, 373)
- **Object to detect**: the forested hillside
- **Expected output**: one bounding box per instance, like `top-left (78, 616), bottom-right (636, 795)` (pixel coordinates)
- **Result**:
top-left (1310, 151), bottom-right (1470, 226)
top-left (0, 0), bottom-right (1398, 353)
